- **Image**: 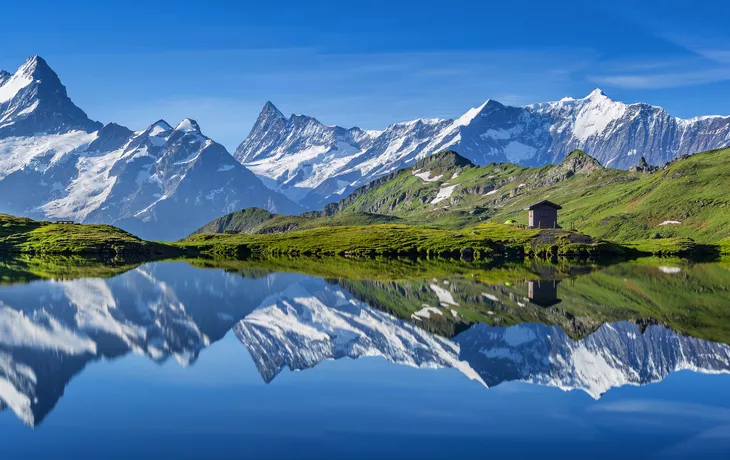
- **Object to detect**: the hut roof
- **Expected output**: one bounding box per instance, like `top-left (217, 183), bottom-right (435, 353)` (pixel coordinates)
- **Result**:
top-left (526, 200), bottom-right (562, 210)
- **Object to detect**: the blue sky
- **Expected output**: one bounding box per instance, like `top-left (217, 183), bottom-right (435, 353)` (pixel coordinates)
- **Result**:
top-left (2, 0), bottom-right (730, 150)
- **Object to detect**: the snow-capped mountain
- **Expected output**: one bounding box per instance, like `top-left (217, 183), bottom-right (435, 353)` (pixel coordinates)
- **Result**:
top-left (455, 321), bottom-right (730, 399)
top-left (233, 278), bottom-right (484, 384)
top-left (236, 91), bottom-right (730, 208)
top-left (0, 265), bottom-right (215, 426)
top-left (0, 56), bottom-right (102, 137)
top-left (0, 261), bottom-right (293, 426)
top-left (0, 56), bottom-right (300, 240)
top-left (232, 279), bottom-right (730, 398)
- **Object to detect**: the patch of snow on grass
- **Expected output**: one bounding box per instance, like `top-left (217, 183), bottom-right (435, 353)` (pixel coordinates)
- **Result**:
top-left (430, 284), bottom-right (458, 305)
top-left (413, 170), bottom-right (443, 182)
top-left (659, 266), bottom-right (682, 274)
top-left (482, 293), bottom-right (499, 302)
top-left (411, 306), bottom-right (443, 320)
top-left (431, 184), bottom-right (457, 204)
top-left (659, 220), bottom-right (682, 226)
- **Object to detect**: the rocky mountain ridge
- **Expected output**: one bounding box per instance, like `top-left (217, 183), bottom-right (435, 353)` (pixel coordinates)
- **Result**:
top-left (236, 90), bottom-right (730, 208)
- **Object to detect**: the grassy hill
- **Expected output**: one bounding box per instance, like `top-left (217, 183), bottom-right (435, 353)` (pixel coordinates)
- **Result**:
top-left (192, 147), bottom-right (730, 247)
top-left (0, 214), bottom-right (177, 256)
top-left (190, 207), bottom-right (402, 236)
top-left (327, 148), bottom-right (730, 242)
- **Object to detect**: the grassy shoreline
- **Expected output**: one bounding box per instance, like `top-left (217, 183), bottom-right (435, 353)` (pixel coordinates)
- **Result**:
top-left (2, 213), bottom-right (727, 263)
top-left (3, 252), bottom-right (729, 346)
top-left (181, 222), bottom-right (724, 260)
top-left (0, 214), bottom-right (180, 257)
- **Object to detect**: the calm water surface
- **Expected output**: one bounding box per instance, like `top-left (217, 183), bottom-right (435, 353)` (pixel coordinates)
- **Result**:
top-left (0, 259), bottom-right (729, 459)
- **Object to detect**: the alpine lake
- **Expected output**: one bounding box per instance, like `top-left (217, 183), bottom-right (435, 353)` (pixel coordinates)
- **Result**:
top-left (0, 255), bottom-right (729, 459)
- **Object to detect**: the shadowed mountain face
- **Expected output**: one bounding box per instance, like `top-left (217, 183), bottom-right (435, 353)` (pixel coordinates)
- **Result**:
top-left (1, 259), bottom-right (730, 426)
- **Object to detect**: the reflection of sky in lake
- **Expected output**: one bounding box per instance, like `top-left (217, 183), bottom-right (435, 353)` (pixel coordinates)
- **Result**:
top-left (0, 261), bottom-right (729, 459)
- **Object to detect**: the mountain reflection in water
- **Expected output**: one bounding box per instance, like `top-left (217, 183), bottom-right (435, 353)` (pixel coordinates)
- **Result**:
top-left (0, 259), bottom-right (729, 426)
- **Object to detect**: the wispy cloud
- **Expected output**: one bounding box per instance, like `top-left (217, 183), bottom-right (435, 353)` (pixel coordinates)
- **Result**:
top-left (589, 399), bottom-right (730, 422)
top-left (589, 17), bottom-right (730, 90)
top-left (590, 67), bottom-right (730, 89)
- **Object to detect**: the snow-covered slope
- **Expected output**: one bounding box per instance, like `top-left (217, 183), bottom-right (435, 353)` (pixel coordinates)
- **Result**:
top-left (455, 321), bottom-right (730, 399)
top-left (0, 56), bottom-right (300, 240)
top-left (234, 278), bottom-right (483, 384)
top-left (235, 91), bottom-right (730, 208)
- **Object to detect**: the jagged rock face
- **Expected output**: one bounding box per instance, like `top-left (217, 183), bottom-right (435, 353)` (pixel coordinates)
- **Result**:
top-left (535, 150), bottom-right (604, 187)
top-left (235, 102), bottom-right (383, 204)
top-left (629, 156), bottom-right (660, 174)
top-left (0, 56), bottom-right (301, 240)
top-left (236, 90), bottom-right (730, 208)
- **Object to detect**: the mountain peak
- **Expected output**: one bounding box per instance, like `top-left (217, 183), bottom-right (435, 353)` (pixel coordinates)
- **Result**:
top-left (14, 55), bottom-right (59, 82)
top-left (0, 54), bottom-right (101, 135)
top-left (175, 118), bottom-right (201, 134)
top-left (19, 55), bottom-right (44, 72)
top-left (148, 119), bottom-right (172, 135)
top-left (559, 149), bottom-right (603, 173)
top-left (412, 150), bottom-right (475, 172)
top-left (585, 88), bottom-right (609, 100)
top-left (260, 101), bottom-right (285, 120)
